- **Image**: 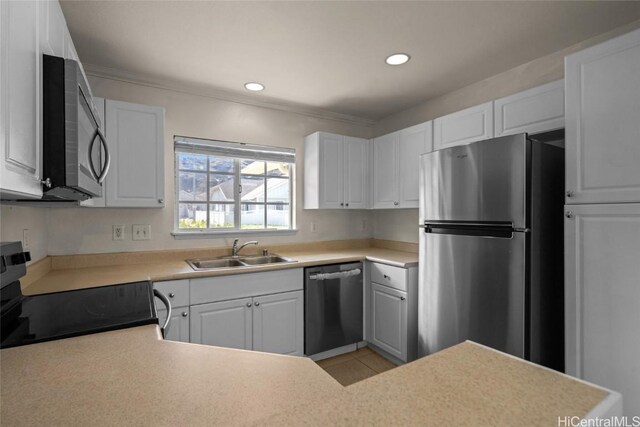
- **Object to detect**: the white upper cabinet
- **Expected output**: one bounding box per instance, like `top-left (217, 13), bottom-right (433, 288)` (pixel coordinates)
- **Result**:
top-left (372, 121), bottom-right (432, 209)
top-left (494, 80), bottom-right (564, 137)
top-left (304, 132), bottom-right (368, 209)
top-left (565, 28), bottom-right (640, 205)
top-left (104, 100), bottom-right (165, 208)
top-left (343, 136), bottom-right (369, 209)
top-left (0, 0), bottom-right (42, 199)
top-left (372, 132), bottom-right (399, 209)
top-left (40, 0), bottom-right (66, 58)
top-left (433, 102), bottom-right (493, 150)
top-left (399, 122), bottom-right (433, 208)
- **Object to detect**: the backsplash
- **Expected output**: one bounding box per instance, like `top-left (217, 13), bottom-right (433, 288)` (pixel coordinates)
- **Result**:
top-left (0, 205), bottom-right (48, 262)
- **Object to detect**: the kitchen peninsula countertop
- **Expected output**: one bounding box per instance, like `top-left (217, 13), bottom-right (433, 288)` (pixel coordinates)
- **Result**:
top-left (23, 245), bottom-right (419, 295)
top-left (0, 325), bottom-right (615, 426)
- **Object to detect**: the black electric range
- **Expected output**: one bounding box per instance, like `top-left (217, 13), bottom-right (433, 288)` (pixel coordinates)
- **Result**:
top-left (0, 242), bottom-right (161, 349)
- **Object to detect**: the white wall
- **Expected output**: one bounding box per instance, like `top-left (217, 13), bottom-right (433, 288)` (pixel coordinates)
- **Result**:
top-left (372, 19), bottom-right (640, 244)
top-left (45, 76), bottom-right (373, 255)
top-left (0, 205), bottom-right (48, 262)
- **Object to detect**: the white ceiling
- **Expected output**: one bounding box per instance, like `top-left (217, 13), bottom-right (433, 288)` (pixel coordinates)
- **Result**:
top-left (60, 1), bottom-right (640, 122)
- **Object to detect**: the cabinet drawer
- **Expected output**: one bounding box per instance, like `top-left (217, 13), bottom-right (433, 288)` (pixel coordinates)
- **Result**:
top-left (190, 268), bottom-right (304, 305)
top-left (154, 279), bottom-right (189, 307)
top-left (370, 263), bottom-right (407, 292)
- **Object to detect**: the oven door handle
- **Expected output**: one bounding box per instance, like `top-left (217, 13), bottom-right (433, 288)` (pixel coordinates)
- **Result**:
top-left (153, 289), bottom-right (172, 338)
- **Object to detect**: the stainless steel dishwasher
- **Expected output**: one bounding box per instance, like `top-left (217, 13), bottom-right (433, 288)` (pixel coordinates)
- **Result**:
top-left (304, 262), bottom-right (363, 356)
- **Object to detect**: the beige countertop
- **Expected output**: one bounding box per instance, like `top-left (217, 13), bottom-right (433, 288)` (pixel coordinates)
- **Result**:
top-left (23, 247), bottom-right (419, 295)
top-left (0, 325), bottom-right (611, 426)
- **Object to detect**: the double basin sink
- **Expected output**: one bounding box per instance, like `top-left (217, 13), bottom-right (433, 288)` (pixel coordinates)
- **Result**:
top-left (187, 254), bottom-right (296, 271)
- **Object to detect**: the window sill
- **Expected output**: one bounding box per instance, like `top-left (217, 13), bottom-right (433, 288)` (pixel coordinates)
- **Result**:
top-left (171, 229), bottom-right (299, 239)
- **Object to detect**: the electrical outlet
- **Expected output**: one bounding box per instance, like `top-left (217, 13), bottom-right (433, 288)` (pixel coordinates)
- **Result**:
top-left (112, 225), bottom-right (125, 241)
top-left (22, 229), bottom-right (30, 249)
top-left (310, 222), bottom-right (317, 233)
top-left (133, 224), bottom-right (151, 241)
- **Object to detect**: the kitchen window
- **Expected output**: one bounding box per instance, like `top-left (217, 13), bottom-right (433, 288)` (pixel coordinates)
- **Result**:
top-left (174, 136), bottom-right (295, 234)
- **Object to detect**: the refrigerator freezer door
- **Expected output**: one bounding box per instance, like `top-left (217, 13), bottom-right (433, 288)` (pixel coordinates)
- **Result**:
top-left (418, 230), bottom-right (526, 358)
top-left (420, 134), bottom-right (528, 228)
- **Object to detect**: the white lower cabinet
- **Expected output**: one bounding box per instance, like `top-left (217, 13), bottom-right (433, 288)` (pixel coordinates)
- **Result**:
top-left (153, 279), bottom-right (190, 343)
top-left (190, 298), bottom-right (253, 350)
top-left (187, 268), bottom-right (305, 356)
top-left (366, 262), bottom-right (418, 363)
top-left (370, 283), bottom-right (407, 361)
top-left (190, 291), bottom-right (304, 355)
top-left (158, 307), bottom-right (190, 343)
top-left (252, 290), bottom-right (304, 356)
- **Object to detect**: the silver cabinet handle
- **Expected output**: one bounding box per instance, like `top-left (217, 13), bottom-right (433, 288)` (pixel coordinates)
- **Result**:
top-left (400, 296), bottom-right (406, 301)
top-left (394, 202), bottom-right (399, 206)
top-left (153, 289), bottom-right (172, 339)
top-left (246, 302), bottom-right (252, 307)
top-left (565, 211), bottom-right (574, 219)
top-left (181, 312), bottom-right (188, 317)
top-left (566, 190), bottom-right (574, 198)
top-left (383, 274), bottom-right (391, 280)
top-left (158, 198), bottom-right (164, 204)
top-left (345, 203), bottom-right (349, 207)
top-left (340, 203), bottom-right (344, 206)
top-left (168, 293), bottom-right (175, 298)
top-left (254, 301), bottom-right (260, 307)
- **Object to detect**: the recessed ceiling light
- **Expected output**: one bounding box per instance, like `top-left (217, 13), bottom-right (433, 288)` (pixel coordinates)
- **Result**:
top-left (385, 53), bottom-right (410, 66)
top-left (244, 82), bottom-right (265, 92)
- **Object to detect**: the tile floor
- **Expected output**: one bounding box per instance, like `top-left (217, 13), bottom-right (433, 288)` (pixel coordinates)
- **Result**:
top-left (315, 347), bottom-right (398, 386)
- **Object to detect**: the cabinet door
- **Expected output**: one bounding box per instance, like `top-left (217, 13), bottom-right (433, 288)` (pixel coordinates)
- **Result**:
top-left (157, 307), bottom-right (190, 343)
top-left (80, 97), bottom-right (106, 207)
top-left (40, 0), bottom-right (65, 58)
top-left (399, 122), bottom-right (432, 208)
top-left (494, 80), bottom-right (564, 137)
top-left (565, 28), bottom-right (640, 204)
top-left (433, 102), bottom-right (493, 151)
top-left (105, 100), bottom-right (165, 207)
top-left (370, 282), bottom-right (407, 361)
top-left (190, 298), bottom-right (253, 350)
top-left (372, 132), bottom-right (400, 209)
top-left (343, 136), bottom-right (368, 209)
top-left (0, 0), bottom-right (42, 199)
top-left (252, 290), bottom-right (304, 356)
top-left (318, 133), bottom-right (344, 208)
top-left (565, 203), bottom-right (640, 416)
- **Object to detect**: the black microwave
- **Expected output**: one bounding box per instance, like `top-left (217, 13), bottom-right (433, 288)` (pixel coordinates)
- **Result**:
top-left (42, 54), bottom-right (109, 201)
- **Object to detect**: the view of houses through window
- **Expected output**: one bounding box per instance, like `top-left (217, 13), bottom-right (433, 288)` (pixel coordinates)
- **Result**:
top-left (176, 152), bottom-right (292, 231)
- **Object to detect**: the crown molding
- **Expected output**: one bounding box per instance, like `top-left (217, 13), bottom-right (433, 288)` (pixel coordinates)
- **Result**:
top-left (83, 63), bottom-right (377, 127)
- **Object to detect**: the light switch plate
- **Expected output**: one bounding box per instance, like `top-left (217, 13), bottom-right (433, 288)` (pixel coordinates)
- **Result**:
top-left (112, 225), bottom-right (125, 241)
top-left (133, 224), bottom-right (151, 241)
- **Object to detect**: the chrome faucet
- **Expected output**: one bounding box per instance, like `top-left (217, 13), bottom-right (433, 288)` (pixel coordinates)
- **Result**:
top-left (231, 239), bottom-right (258, 257)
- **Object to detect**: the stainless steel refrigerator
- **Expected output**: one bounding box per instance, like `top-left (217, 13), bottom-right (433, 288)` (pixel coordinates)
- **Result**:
top-left (418, 133), bottom-right (564, 371)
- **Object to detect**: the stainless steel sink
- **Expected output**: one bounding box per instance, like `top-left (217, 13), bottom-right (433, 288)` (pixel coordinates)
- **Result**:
top-left (186, 254), bottom-right (296, 270)
top-left (187, 258), bottom-right (246, 270)
top-left (239, 255), bottom-right (296, 265)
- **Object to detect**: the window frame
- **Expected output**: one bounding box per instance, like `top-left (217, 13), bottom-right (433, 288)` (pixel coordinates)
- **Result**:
top-left (173, 142), bottom-right (295, 236)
